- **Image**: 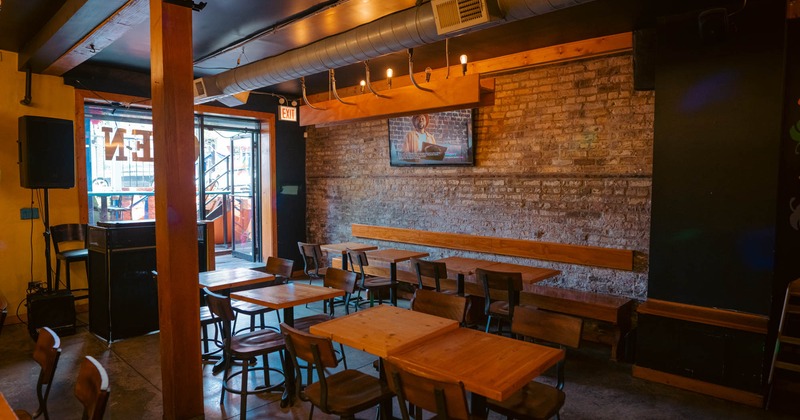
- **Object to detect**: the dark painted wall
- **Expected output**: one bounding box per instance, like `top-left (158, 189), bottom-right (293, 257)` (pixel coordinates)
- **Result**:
top-left (649, 1), bottom-right (785, 314)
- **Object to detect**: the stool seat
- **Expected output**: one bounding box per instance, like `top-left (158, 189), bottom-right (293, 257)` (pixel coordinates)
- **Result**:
top-left (51, 224), bottom-right (88, 296)
top-left (58, 248), bottom-right (88, 262)
top-left (228, 329), bottom-right (285, 358)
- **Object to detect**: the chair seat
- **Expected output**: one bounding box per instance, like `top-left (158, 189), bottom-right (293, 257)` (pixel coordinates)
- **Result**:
top-left (228, 330), bottom-right (285, 359)
top-left (292, 314), bottom-right (333, 332)
top-left (58, 248), bottom-right (88, 261)
top-left (361, 277), bottom-right (392, 288)
top-left (231, 300), bottom-right (275, 315)
top-left (489, 300), bottom-right (510, 316)
top-left (303, 369), bottom-right (392, 415)
top-left (486, 380), bottom-right (565, 420)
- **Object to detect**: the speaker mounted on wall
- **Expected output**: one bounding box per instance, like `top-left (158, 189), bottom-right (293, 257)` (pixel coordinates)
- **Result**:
top-left (18, 115), bottom-right (75, 189)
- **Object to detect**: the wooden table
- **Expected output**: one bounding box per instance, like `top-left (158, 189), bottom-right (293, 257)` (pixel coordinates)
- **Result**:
top-left (231, 283), bottom-right (345, 407)
top-left (309, 305), bottom-right (458, 358)
top-left (366, 249), bottom-right (429, 305)
top-left (320, 242), bottom-right (378, 270)
top-left (0, 393), bottom-right (18, 420)
top-left (434, 256), bottom-right (499, 296)
top-left (199, 268), bottom-right (275, 292)
top-left (389, 327), bottom-right (564, 418)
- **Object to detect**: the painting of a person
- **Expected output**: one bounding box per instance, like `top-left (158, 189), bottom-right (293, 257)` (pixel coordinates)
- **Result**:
top-left (403, 114), bottom-right (436, 153)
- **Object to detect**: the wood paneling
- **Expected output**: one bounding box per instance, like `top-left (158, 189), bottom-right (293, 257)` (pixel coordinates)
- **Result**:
top-left (632, 366), bottom-right (763, 407)
top-left (352, 224), bottom-right (634, 270)
top-left (299, 75), bottom-right (493, 126)
top-left (637, 299), bottom-right (768, 335)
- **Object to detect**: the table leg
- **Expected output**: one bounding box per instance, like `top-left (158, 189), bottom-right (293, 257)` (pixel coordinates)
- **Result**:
top-left (390, 263), bottom-right (398, 306)
top-left (470, 392), bottom-right (488, 419)
top-left (457, 273), bottom-right (465, 296)
top-left (280, 307), bottom-right (296, 407)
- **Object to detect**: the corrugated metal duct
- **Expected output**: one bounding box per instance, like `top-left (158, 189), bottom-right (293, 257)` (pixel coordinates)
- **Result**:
top-left (200, 0), bottom-right (596, 101)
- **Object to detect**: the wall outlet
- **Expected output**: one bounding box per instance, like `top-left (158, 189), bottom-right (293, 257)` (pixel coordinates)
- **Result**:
top-left (20, 207), bottom-right (39, 220)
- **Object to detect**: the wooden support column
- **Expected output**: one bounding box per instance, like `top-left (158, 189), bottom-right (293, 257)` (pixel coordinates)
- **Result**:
top-left (150, 1), bottom-right (203, 418)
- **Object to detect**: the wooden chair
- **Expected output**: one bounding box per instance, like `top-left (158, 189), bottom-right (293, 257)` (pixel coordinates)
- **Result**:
top-left (411, 258), bottom-right (454, 294)
top-left (14, 327), bottom-right (61, 420)
top-left (0, 291), bottom-right (7, 335)
top-left (231, 256), bottom-right (292, 333)
top-left (74, 356), bottom-right (110, 420)
top-left (383, 358), bottom-right (474, 420)
top-left (410, 289), bottom-right (468, 325)
top-left (50, 223), bottom-right (88, 295)
top-left (476, 268), bottom-right (523, 335)
top-left (292, 267), bottom-right (358, 382)
top-left (346, 249), bottom-right (394, 307)
top-left (281, 323), bottom-right (393, 420)
top-left (204, 288), bottom-right (286, 416)
top-left (486, 306), bottom-right (583, 420)
top-left (298, 242), bottom-right (328, 284)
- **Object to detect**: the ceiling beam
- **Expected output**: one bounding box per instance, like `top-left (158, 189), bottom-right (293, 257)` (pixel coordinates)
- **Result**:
top-left (18, 0), bottom-right (128, 73)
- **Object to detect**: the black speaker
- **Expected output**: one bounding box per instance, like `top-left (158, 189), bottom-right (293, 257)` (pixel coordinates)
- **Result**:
top-left (633, 28), bottom-right (656, 91)
top-left (27, 291), bottom-right (76, 340)
top-left (18, 115), bottom-right (75, 189)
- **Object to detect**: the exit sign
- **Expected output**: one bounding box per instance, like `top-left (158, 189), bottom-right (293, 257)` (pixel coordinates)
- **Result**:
top-left (279, 105), bottom-right (297, 122)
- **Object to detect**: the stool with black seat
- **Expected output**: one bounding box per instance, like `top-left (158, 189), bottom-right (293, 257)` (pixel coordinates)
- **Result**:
top-left (346, 249), bottom-right (394, 308)
top-left (281, 323), bottom-right (394, 420)
top-left (51, 223), bottom-right (88, 298)
top-left (476, 268), bottom-right (525, 335)
top-left (204, 288), bottom-right (286, 416)
top-left (14, 327), bottom-right (61, 420)
top-left (231, 256), bottom-right (292, 334)
top-left (486, 305), bottom-right (583, 420)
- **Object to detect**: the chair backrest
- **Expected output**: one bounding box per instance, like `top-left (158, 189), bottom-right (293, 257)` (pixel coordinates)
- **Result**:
top-left (411, 258), bottom-right (448, 291)
top-left (74, 356), bottom-right (110, 420)
top-left (203, 288), bottom-right (236, 339)
top-left (511, 305), bottom-right (583, 390)
top-left (476, 268), bottom-right (523, 318)
top-left (297, 242), bottom-right (325, 277)
top-left (511, 305), bottom-right (583, 349)
top-left (264, 256), bottom-right (294, 282)
top-left (0, 291), bottom-right (7, 335)
top-left (324, 267), bottom-right (357, 294)
top-left (50, 224), bottom-right (87, 254)
top-left (384, 359), bottom-right (471, 420)
top-left (411, 289), bottom-right (467, 324)
top-left (281, 322), bottom-right (339, 410)
top-left (345, 249), bottom-right (370, 286)
top-left (33, 326), bottom-right (61, 388)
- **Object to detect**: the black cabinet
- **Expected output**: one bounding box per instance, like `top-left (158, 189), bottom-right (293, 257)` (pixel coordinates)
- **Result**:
top-left (87, 220), bottom-right (210, 342)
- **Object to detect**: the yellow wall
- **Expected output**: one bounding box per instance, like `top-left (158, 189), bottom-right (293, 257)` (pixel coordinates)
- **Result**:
top-left (0, 51), bottom-right (80, 322)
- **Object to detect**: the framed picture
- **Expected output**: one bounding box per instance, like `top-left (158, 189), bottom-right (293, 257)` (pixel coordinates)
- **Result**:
top-left (388, 109), bottom-right (474, 166)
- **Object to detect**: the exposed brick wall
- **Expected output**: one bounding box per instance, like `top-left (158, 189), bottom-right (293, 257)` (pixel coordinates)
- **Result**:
top-left (304, 53), bottom-right (654, 300)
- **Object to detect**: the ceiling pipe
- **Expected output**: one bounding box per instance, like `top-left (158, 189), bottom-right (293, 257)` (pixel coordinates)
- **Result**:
top-left (198, 0), bottom-right (596, 103)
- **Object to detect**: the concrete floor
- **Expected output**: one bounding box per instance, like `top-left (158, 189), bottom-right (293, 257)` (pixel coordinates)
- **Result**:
top-left (1, 257), bottom-right (796, 419)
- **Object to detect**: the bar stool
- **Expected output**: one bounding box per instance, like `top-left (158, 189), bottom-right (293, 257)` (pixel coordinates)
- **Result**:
top-left (50, 224), bottom-right (88, 296)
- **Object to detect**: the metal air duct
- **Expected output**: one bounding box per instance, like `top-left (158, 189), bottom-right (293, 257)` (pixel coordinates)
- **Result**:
top-left (196, 0), bottom-right (596, 104)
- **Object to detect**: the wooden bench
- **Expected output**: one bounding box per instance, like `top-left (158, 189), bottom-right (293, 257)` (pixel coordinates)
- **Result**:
top-left (332, 257), bottom-right (634, 361)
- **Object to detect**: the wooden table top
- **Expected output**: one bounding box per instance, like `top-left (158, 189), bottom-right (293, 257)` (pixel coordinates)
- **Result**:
top-left (389, 328), bottom-right (564, 401)
top-left (366, 249), bottom-right (429, 264)
top-left (0, 393), bottom-right (18, 419)
top-left (320, 242), bottom-right (378, 255)
top-left (231, 283), bottom-right (344, 309)
top-left (434, 256), bottom-right (499, 275)
top-left (199, 268), bottom-right (275, 292)
top-left (484, 262), bottom-right (561, 284)
top-left (310, 305), bottom-right (459, 358)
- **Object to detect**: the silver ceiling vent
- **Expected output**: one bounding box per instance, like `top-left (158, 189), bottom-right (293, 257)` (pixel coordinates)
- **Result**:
top-left (431, 0), bottom-right (503, 35)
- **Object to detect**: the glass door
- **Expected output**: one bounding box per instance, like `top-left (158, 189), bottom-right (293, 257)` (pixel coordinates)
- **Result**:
top-left (230, 133), bottom-right (258, 261)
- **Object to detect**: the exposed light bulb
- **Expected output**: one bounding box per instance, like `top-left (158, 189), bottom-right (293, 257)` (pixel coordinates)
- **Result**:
top-left (425, 67), bottom-right (432, 83)
top-left (386, 68), bottom-right (393, 88)
top-left (278, 97), bottom-right (286, 105)
top-left (360, 80), bottom-right (366, 94)
top-left (290, 100), bottom-right (299, 107)
top-left (459, 54), bottom-right (468, 75)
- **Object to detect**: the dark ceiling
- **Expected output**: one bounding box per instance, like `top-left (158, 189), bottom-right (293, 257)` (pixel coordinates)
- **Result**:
top-left (0, 0), bottom-right (735, 102)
